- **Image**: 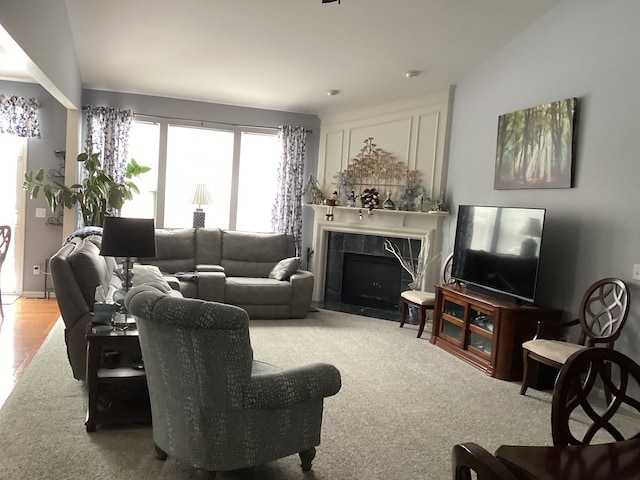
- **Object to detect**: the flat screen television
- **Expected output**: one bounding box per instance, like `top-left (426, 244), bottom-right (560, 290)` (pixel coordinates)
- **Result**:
top-left (451, 205), bottom-right (546, 304)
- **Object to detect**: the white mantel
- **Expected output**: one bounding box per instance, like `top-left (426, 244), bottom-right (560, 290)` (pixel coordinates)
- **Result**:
top-left (309, 205), bottom-right (448, 302)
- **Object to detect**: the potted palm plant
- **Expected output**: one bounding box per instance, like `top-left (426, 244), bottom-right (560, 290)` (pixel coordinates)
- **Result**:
top-left (23, 151), bottom-right (150, 227)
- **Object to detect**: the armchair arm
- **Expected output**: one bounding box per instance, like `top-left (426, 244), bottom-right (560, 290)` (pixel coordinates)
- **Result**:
top-left (534, 317), bottom-right (579, 340)
top-left (242, 363), bottom-right (341, 410)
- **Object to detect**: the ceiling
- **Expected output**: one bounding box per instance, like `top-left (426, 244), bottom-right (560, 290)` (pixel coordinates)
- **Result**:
top-left (4, 0), bottom-right (562, 115)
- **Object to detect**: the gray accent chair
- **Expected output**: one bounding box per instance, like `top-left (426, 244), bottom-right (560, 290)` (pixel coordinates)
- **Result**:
top-left (125, 284), bottom-right (342, 478)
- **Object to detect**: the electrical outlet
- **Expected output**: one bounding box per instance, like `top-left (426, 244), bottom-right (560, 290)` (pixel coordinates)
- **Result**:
top-left (35, 208), bottom-right (46, 218)
top-left (633, 264), bottom-right (640, 281)
top-left (33, 265), bottom-right (40, 275)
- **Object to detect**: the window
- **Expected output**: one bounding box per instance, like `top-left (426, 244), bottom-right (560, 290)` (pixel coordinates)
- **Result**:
top-left (165, 125), bottom-right (234, 228)
top-left (236, 132), bottom-right (280, 232)
top-left (120, 121), bottom-right (159, 219)
top-left (127, 119), bottom-right (281, 232)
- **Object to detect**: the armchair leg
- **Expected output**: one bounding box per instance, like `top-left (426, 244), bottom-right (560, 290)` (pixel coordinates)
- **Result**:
top-left (154, 443), bottom-right (168, 461)
top-left (299, 447), bottom-right (316, 471)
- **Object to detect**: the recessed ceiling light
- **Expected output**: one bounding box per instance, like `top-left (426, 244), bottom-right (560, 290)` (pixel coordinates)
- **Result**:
top-left (326, 89), bottom-right (341, 96)
top-left (404, 70), bottom-right (420, 78)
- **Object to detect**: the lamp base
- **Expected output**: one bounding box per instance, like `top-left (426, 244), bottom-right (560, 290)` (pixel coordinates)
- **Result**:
top-left (193, 209), bottom-right (206, 229)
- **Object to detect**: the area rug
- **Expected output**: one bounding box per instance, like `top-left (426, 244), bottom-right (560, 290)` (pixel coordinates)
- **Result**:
top-left (0, 310), bottom-right (555, 480)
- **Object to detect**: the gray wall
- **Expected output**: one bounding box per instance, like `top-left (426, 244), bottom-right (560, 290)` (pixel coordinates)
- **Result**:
top-left (444, 0), bottom-right (640, 359)
top-left (0, 80), bottom-right (69, 294)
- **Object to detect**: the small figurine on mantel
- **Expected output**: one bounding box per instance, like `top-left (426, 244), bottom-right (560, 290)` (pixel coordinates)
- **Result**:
top-left (346, 189), bottom-right (356, 207)
top-left (325, 191), bottom-right (339, 221)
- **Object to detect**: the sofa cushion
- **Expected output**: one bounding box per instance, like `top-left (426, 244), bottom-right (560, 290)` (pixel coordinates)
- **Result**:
top-left (221, 231), bottom-right (293, 277)
top-left (67, 238), bottom-right (112, 308)
top-left (196, 228), bottom-right (223, 265)
top-left (268, 257), bottom-right (301, 281)
top-left (225, 277), bottom-right (292, 305)
top-left (140, 228), bottom-right (196, 273)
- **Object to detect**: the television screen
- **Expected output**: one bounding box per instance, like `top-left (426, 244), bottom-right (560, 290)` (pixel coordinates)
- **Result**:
top-left (452, 205), bottom-right (546, 303)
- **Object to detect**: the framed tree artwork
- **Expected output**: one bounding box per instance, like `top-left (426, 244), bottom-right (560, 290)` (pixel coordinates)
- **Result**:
top-left (494, 97), bottom-right (578, 189)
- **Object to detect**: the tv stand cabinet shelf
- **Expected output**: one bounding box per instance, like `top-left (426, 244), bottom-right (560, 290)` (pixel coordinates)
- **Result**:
top-left (429, 284), bottom-right (561, 381)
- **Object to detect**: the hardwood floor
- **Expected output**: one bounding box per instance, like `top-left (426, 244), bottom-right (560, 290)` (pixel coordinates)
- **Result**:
top-left (0, 297), bottom-right (60, 409)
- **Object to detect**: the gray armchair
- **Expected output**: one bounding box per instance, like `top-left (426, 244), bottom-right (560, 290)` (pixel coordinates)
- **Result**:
top-left (125, 284), bottom-right (342, 478)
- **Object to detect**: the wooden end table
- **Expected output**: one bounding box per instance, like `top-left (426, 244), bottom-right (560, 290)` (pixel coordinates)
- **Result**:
top-left (85, 318), bottom-right (151, 432)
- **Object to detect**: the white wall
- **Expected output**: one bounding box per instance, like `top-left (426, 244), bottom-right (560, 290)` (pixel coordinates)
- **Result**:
top-left (318, 88), bottom-right (453, 205)
top-left (445, 0), bottom-right (640, 358)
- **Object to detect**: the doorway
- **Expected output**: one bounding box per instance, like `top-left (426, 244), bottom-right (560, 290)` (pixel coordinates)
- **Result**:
top-left (0, 133), bottom-right (26, 296)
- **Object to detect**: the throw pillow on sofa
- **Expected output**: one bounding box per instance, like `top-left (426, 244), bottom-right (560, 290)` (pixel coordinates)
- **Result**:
top-left (268, 257), bottom-right (301, 281)
top-left (132, 264), bottom-right (174, 292)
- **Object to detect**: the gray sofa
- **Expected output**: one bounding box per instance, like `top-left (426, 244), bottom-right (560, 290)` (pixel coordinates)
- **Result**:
top-left (50, 229), bottom-right (314, 380)
top-left (138, 228), bottom-right (314, 320)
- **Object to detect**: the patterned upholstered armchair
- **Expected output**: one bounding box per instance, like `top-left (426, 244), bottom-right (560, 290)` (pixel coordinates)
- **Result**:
top-left (125, 284), bottom-right (342, 478)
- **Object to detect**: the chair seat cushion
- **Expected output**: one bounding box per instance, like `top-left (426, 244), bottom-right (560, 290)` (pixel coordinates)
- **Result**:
top-left (401, 290), bottom-right (436, 306)
top-left (522, 339), bottom-right (586, 365)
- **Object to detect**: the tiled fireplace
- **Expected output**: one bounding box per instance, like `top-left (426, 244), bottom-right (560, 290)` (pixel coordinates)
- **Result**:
top-left (308, 205), bottom-right (448, 317)
top-left (324, 232), bottom-right (418, 310)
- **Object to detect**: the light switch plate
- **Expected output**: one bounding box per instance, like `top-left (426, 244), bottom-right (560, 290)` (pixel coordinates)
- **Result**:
top-left (633, 264), bottom-right (640, 281)
top-left (35, 208), bottom-right (46, 218)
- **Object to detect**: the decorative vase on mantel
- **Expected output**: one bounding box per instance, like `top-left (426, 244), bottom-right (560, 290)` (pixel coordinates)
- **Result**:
top-left (382, 191), bottom-right (395, 210)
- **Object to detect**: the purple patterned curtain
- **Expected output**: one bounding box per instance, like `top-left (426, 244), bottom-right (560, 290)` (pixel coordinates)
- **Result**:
top-left (0, 95), bottom-right (40, 138)
top-left (271, 126), bottom-right (307, 254)
top-left (83, 105), bottom-right (133, 182)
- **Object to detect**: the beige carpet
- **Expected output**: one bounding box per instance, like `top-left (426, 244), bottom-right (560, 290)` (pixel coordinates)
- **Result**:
top-left (0, 310), bottom-right (555, 480)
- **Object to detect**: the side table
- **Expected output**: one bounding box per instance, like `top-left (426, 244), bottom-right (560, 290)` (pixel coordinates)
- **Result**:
top-left (85, 319), bottom-right (151, 432)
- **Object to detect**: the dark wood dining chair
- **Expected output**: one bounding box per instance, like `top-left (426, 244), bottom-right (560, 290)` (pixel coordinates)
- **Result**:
top-left (453, 347), bottom-right (640, 480)
top-left (399, 253), bottom-right (453, 338)
top-left (551, 346), bottom-right (640, 446)
top-left (452, 442), bottom-right (518, 480)
top-left (0, 225), bottom-right (12, 319)
top-left (520, 277), bottom-right (630, 395)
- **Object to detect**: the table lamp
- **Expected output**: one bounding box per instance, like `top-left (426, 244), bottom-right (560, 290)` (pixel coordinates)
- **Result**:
top-left (191, 183), bottom-right (212, 228)
top-left (520, 217), bottom-right (542, 257)
top-left (100, 216), bottom-right (157, 295)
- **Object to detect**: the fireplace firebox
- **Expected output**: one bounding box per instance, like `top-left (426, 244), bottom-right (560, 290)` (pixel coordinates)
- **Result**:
top-left (341, 253), bottom-right (402, 309)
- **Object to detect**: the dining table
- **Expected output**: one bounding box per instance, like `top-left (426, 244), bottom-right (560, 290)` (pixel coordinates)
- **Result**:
top-left (495, 438), bottom-right (640, 480)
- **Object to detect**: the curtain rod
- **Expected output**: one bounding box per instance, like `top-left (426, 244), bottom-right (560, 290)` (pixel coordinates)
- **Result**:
top-left (132, 111), bottom-right (312, 134)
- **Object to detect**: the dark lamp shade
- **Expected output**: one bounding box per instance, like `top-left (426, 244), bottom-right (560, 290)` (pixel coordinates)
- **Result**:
top-left (100, 217), bottom-right (157, 258)
top-left (520, 217), bottom-right (543, 238)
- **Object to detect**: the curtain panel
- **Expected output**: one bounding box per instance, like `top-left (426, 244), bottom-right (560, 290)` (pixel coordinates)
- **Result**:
top-left (0, 95), bottom-right (40, 138)
top-left (83, 105), bottom-right (133, 182)
top-left (271, 126), bottom-right (307, 254)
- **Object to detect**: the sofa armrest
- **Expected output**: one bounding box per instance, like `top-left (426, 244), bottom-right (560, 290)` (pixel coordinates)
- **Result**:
top-left (289, 270), bottom-right (314, 318)
top-left (242, 363), bottom-right (341, 410)
top-left (197, 271), bottom-right (226, 302)
top-left (197, 264), bottom-right (225, 273)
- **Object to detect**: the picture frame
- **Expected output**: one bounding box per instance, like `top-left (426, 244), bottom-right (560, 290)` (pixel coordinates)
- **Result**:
top-left (494, 97), bottom-right (578, 189)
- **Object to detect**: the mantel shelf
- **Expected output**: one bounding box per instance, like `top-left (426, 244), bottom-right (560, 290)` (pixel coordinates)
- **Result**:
top-left (307, 204), bottom-right (449, 217)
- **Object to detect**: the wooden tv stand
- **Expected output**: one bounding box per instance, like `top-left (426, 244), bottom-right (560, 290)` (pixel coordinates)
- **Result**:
top-left (429, 283), bottom-right (561, 381)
